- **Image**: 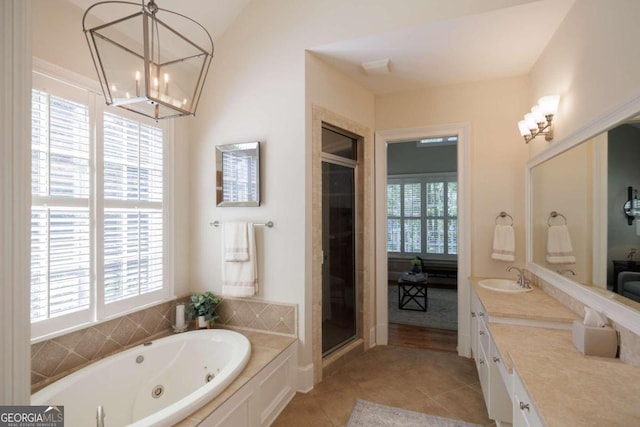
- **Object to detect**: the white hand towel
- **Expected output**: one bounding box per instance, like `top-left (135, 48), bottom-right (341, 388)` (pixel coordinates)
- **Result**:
top-left (222, 223), bottom-right (258, 297)
top-left (223, 222), bottom-right (249, 262)
top-left (546, 224), bottom-right (576, 264)
top-left (491, 224), bottom-right (515, 262)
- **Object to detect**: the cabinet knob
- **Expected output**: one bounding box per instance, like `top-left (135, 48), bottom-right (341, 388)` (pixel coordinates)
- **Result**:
top-left (471, 312), bottom-right (476, 317)
top-left (478, 312), bottom-right (485, 317)
top-left (493, 357), bottom-right (500, 363)
top-left (520, 402), bottom-right (530, 412)
top-left (479, 359), bottom-right (485, 365)
top-left (479, 331), bottom-right (485, 335)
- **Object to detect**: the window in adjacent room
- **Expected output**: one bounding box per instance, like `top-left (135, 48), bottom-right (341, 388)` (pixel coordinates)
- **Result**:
top-left (387, 173), bottom-right (457, 258)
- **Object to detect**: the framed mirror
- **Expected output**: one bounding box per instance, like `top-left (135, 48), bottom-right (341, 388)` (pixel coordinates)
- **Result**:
top-left (216, 142), bottom-right (260, 207)
top-left (526, 95), bottom-right (640, 334)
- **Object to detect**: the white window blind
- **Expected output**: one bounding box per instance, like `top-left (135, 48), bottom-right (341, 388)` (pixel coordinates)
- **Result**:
top-left (387, 173), bottom-right (457, 258)
top-left (31, 90), bottom-right (91, 322)
top-left (30, 69), bottom-right (172, 340)
top-left (103, 113), bottom-right (163, 304)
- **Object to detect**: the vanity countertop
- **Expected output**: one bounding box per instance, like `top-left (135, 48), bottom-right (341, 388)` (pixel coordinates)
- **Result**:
top-left (471, 277), bottom-right (579, 324)
top-left (472, 278), bottom-right (640, 426)
top-left (488, 323), bottom-right (640, 426)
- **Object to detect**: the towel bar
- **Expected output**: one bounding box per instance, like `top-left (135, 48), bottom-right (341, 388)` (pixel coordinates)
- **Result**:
top-left (210, 220), bottom-right (274, 228)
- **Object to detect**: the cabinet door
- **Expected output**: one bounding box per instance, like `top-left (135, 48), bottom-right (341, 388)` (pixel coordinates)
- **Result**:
top-left (513, 369), bottom-right (543, 427)
top-left (489, 343), bottom-right (512, 423)
top-left (477, 340), bottom-right (489, 405)
top-left (471, 291), bottom-right (481, 358)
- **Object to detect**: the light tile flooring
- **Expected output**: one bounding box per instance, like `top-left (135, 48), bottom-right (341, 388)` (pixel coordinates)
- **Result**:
top-left (273, 345), bottom-right (494, 427)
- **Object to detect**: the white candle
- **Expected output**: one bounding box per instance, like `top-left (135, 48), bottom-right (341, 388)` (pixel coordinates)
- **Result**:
top-left (164, 73), bottom-right (169, 95)
top-left (135, 71), bottom-right (140, 97)
top-left (175, 304), bottom-right (185, 329)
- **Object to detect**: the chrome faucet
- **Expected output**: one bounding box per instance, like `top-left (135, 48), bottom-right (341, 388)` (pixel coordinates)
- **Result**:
top-left (506, 266), bottom-right (530, 288)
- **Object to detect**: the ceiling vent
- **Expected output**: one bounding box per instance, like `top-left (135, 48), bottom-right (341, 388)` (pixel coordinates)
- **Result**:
top-left (361, 58), bottom-right (391, 76)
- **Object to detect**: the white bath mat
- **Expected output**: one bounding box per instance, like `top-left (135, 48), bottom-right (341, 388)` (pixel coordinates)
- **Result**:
top-left (346, 399), bottom-right (483, 427)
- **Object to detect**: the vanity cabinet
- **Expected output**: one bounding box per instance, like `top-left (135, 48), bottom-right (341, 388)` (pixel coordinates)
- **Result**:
top-left (471, 289), bottom-right (512, 425)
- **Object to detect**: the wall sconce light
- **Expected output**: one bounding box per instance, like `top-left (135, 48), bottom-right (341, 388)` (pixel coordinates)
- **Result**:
top-left (624, 186), bottom-right (640, 225)
top-left (82, 0), bottom-right (214, 120)
top-left (517, 95), bottom-right (560, 143)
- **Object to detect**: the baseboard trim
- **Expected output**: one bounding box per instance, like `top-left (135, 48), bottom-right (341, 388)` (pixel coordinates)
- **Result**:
top-left (295, 363), bottom-right (314, 393)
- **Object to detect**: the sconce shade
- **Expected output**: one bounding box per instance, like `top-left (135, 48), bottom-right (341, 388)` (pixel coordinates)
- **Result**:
top-left (518, 120), bottom-right (531, 137)
top-left (530, 105), bottom-right (546, 123)
top-left (538, 95), bottom-right (560, 116)
top-left (524, 113), bottom-right (538, 129)
top-left (83, 1), bottom-right (214, 120)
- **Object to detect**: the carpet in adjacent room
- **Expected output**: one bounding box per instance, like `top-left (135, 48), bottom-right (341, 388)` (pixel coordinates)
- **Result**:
top-left (388, 285), bottom-right (458, 330)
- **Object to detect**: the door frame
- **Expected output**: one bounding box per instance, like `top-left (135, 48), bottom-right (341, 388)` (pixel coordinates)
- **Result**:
top-left (374, 123), bottom-right (471, 357)
top-left (311, 105), bottom-right (374, 384)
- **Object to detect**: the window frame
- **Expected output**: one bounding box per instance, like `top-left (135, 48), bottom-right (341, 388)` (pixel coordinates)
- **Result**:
top-left (31, 60), bottom-right (174, 342)
top-left (387, 172), bottom-right (457, 260)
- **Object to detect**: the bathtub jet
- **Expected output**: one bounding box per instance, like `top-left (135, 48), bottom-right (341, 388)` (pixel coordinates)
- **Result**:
top-left (32, 329), bottom-right (251, 427)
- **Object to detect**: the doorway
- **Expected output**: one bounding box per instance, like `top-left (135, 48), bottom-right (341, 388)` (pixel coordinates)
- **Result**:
top-left (321, 125), bottom-right (358, 356)
top-left (374, 123), bottom-right (471, 357)
top-left (386, 136), bottom-right (458, 352)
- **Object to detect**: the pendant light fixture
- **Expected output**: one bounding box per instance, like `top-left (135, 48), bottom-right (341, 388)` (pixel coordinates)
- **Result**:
top-left (82, 0), bottom-right (214, 120)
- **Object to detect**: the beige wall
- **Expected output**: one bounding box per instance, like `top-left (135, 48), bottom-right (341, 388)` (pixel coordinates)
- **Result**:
top-left (31, 0), bottom-right (192, 296)
top-left (528, 0), bottom-right (640, 157)
top-left (376, 76), bottom-right (530, 278)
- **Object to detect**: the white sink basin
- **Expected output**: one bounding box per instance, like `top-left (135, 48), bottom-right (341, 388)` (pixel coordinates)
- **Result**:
top-left (478, 278), bottom-right (533, 293)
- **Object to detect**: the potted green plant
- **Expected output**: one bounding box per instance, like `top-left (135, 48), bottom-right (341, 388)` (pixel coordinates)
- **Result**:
top-left (187, 291), bottom-right (222, 329)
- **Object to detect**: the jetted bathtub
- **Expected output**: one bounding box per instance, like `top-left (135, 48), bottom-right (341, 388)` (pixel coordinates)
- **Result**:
top-left (32, 329), bottom-right (251, 427)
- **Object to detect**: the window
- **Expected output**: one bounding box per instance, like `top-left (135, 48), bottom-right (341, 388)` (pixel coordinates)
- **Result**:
top-left (387, 173), bottom-right (457, 258)
top-left (30, 70), bottom-right (172, 339)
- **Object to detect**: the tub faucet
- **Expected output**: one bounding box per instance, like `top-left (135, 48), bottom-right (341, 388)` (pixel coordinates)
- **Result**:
top-left (506, 266), bottom-right (530, 288)
top-left (97, 405), bottom-right (105, 427)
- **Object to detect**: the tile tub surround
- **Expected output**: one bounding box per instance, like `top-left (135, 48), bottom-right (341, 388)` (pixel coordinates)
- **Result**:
top-left (214, 297), bottom-right (297, 336)
top-left (31, 297), bottom-right (298, 391)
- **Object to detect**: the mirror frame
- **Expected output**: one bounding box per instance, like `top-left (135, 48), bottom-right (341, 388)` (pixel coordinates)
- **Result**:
top-left (526, 93), bottom-right (640, 337)
top-left (215, 141), bottom-right (261, 207)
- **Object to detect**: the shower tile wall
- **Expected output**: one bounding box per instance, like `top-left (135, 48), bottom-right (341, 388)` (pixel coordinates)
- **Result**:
top-left (31, 297), bottom-right (297, 392)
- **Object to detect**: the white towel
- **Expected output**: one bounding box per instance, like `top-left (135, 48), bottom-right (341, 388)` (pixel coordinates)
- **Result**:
top-left (223, 222), bottom-right (249, 262)
top-left (546, 224), bottom-right (576, 264)
top-left (222, 223), bottom-right (258, 297)
top-left (491, 224), bottom-right (515, 262)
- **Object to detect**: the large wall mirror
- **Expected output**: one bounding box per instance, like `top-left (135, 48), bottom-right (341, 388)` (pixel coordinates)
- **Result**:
top-left (527, 99), bottom-right (640, 331)
top-left (216, 142), bottom-right (260, 207)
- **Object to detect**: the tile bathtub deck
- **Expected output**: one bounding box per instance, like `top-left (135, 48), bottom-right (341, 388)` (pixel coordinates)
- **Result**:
top-left (273, 345), bottom-right (494, 427)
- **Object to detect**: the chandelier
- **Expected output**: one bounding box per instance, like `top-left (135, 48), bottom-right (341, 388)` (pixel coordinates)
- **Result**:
top-left (82, 0), bottom-right (214, 120)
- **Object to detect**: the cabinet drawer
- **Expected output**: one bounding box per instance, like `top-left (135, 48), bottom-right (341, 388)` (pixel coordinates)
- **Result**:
top-left (513, 369), bottom-right (543, 427)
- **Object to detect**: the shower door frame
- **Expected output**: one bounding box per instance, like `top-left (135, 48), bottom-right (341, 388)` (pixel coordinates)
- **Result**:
top-left (320, 146), bottom-right (359, 357)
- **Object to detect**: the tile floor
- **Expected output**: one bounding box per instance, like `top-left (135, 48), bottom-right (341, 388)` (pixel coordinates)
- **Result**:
top-left (273, 345), bottom-right (495, 427)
